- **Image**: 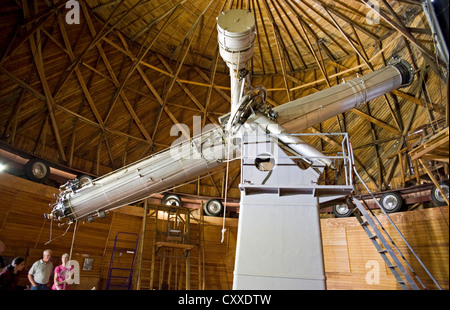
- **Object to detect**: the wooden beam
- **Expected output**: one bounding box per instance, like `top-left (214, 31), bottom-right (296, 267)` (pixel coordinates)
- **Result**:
top-left (152, 36), bottom-right (196, 141)
top-left (23, 0), bottom-right (66, 162)
top-left (289, 0), bottom-right (349, 57)
top-left (313, 0), bottom-right (381, 41)
top-left (392, 89), bottom-right (443, 114)
top-left (255, 0), bottom-right (277, 73)
top-left (269, 0), bottom-right (303, 69)
top-left (263, 0), bottom-right (291, 101)
top-left (130, 0), bottom-right (187, 41)
top-left (0, 67), bottom-right (45, 101)
top-left (418, 159), bottom-right (449, 205)
top-left (53, 0), bottom-right (146, 97)
top-left (297, 16), bottom-right (331, 87)
top-left (202, 47), bottom-right (220, 128)
top-left (103, 2), bottom-right (179, 124)
top-left (322, 5), bottom-right (374, 72)
top-left (81, 3), bottom-right (155, 147)
top-left (361, 0), bottom-right (444, 69)
top-left (351, 108), bottom-right (402, 135)
top-left (157, 55), bottom-right (218, 126)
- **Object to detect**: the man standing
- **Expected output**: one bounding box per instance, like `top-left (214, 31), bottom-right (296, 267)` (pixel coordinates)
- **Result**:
top-left (28, 249), bottom-right (53, 290)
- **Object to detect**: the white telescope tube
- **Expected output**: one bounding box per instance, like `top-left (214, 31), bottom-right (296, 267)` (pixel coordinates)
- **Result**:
top-left (48, 59), bottom-right (414, 222)
top-left (217, 9), bottom-right (256, 131)
top-left (274, 59), bottom-right (415, 132)
top-left (249, 112), bottom-right (333, 167)
top-left (51, 128), bottom-right (236, 222)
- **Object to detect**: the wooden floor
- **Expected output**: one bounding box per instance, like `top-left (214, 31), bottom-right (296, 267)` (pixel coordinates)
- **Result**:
top-left (0, 172), bottom-right (448, 290)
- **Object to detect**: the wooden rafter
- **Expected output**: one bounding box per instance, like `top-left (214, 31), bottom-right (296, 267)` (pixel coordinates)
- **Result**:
top-left (262, 0), bottom-right (291, 101)
top-left (361, 0), bottom-right (445, 80)
top-left (103, 2), bottom-right (178, 124)
top-left (53, 0), bottom-right (147, 98)
top-left (314, 0), bottom-right (381, 42)
top-left (23, 0), bottom-right (67, 162)
top-left (157, 54), bottom-right (218, 126)
top-left (80, 3), bottom-right (155, 149)
top-left (202, 47), bottom-right (220, 128)
top-left (297, 16), bottom-right (331, 88)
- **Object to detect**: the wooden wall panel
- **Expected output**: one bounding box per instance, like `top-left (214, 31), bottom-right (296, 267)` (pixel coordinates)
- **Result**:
top-left (0, 172), bottom-right (448, 290)
top-left (321, 207), bottom-right (449, 290)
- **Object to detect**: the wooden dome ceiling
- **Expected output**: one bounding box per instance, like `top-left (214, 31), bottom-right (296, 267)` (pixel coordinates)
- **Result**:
top-left (0, 0), bottom-right (447, 199)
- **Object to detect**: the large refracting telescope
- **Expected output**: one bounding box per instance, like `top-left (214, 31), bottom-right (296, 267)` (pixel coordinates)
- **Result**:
top-left (46, 9), bottom-right (414, 225)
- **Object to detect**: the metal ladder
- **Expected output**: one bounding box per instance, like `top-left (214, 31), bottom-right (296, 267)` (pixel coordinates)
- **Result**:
top-left (348, 168), bottom-right (443, 290)
top-left (105, 232), bottom-right (139, 290)
top-left (349, 197), bottom-right (422, 289)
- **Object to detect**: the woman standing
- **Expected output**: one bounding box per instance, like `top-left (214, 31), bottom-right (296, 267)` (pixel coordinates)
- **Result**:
top-left (52, 253), bottom-right (73, 290)
top-left (0, 257), bottom-right (27, 290)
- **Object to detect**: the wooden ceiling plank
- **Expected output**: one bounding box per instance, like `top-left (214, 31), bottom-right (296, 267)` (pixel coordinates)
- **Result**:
top-left (119, 0), bottom-right (173, 32)
top-left (2, 74), bottom-right (31, 144)
top-left (130, 0), bottom-right (188, 41)
top-left (0, 19), bottom-right (20, 67)
top-left (297, 16), bottom-right (331, 88)
top-left (351, 26), bottom-right (384, 189)
top-left (0, 67), bottom-right (45, 102)
top-left (308, 127), bottom-right (341, 149)
top-left (251, 0), bottom-right (266, 75)
top-left (103, 3), bottom-right (177, 124)
top-left (350, 108), bottom-right (402, 135)
top-left (322, 5), bottom-right (373, 72)
top-left (334, 0), bottom-right (391, 31)
top-left (290, 1), bottom-right (350, 57)
top-left (355, 155), bottom-right (380, 191)
top-left (32, 115), bottom-right (49, 156)
top-left (150, 0), bottom-right (214, 141)
top-left (0, 1), bottom-right (65, 67)
top-left (255, 0), bottom-right (277, 74)
top-left (314, 0), bottom-right (380, 42)
top-left (57, 14), bottom-right (105, 129)
top-left (53, 0), bottom-right (144, 98)
top-left (121, 78), bottom-right (146, 167)
top-left (226, 167), bottom-right (241, 192)
top-left (361, 0), bottom-right (443, 70)
top-left (382, 63), bottom-right (427, 188)
top-left (365, 101), bottom-right (384, 189)
top-left (22, 0), bottom-right (66, 26)
top-left (133, 59), bottom-right (191, 140)
top-left (384, 103), bottom-right (418, 190)
top-left (203, 47), bottom-right (220, 128)
top-left (193, 67), bottom-right (230, 103)
top-left (276, 0), bottom-right (309, 69)
top-left (269, 0), bottom-right (297, 71)
top-left (263, 0), bottom-right (291, 100)
top-left (82, 4), bottom-right (155, 146)
top-left (23, 0), bottom-right (66, 162)
top-left (101, 35), bottom-right (233, 96)
top-left (54, 103), bottom-right (161, 146)
top-left (151, 36), bottom-right (196, 141)
top-left (157, 54), bottom-right (218, 126)
top-left (324, 9), bottom-right (404, 134)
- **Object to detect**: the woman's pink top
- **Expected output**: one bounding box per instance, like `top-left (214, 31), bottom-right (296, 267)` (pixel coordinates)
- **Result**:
top-left (51, 265), bottom-right (73, 290)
